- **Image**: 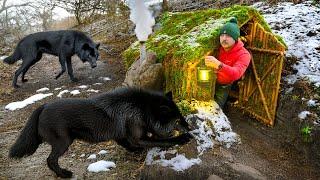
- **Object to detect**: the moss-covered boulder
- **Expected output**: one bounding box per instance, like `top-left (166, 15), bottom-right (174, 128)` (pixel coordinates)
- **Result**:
top-left (122, 5), bottom-right (286, 101)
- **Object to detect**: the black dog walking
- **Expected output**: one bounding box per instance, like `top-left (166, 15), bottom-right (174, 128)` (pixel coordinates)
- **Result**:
top-left (9, 87), bottom-right (192, 178)
top-left (3, 30), bottom-right (100, 88)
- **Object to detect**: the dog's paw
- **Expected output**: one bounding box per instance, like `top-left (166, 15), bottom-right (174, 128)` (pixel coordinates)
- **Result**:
top-left (57, 169), bottom-right (73, 178)
top-left (177, 133), bottom-right (193, 145)
top-left (13, 84), bottom-right (20, 88)
top-left (71, 77), bottom-right (79, 82)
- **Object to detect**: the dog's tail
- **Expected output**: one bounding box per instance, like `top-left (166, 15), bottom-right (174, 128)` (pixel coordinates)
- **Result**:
top-left (3, 48), bottom-right (21, 64)
top-left (9, 104), bottom-right (45, 158)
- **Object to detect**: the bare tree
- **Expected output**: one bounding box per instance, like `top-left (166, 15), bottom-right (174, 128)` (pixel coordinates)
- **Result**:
top-left (30, 0), bottom-right (55, 30)
top-left (0, 0), bottom-right (30, 14)
top-left (53, 0), bottom-right (105, 25)
top-left (0, 0), bottom-right (56, 47)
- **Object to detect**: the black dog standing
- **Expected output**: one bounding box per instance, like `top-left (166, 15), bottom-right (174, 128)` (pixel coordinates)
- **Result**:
top-left (9, 87), bottom-right (192, 178)
top-left (3, 30), bottom-right (100, 88)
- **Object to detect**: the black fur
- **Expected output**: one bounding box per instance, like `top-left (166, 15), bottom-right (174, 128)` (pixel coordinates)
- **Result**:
top-left (9, 87), bottom-right (192, 178)
top-left (3, 30), bottom-right (100, 88)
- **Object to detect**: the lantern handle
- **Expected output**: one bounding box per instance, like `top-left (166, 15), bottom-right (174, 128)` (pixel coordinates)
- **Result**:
top-left (201, 51), bottom-right (212, 67)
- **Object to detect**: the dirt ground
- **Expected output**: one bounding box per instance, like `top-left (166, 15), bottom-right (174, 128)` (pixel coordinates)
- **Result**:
top-left (0, 46), bottom-right (319, 179)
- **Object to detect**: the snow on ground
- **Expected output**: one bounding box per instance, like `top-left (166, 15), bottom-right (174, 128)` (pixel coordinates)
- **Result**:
top-left (87, 89), bottom-right (100, 93)
top-left (99, 77), bottom-right (111, 81)
top-left (253, 1), bottom-right (320, 87)
top-left (57, 90), bottom-right (70, 98)
top-left (93, 83), bottom-right (103, 85)
top-left (87, 154), bottom-right (97, 160)
top-left (4, 82), bottom-right (106, 111)
top-left (70, 90), bottom-right (80, 95)
top-left (298, 111), bottom-right (312, 119)
top-left (146, 100), bottom-right (240, 171)
top-left (78, 85), bottom-right (88, 89)
top-left (146, 148), bottom-right (201, 171)
top-left (307, 99), bottom-right (318, 107)
top-left (98, 150), bottom-right (108, 155)
top-left (87, 160), bottom-right (116, 173)
top-left (36, 87), bottom-right (49, 93)
top-left (80, 154), bottom-right (86, 158)
top-left (5, 93), bottom-right (53, 111)
top-left (0, 56), bottom-right (8, 60)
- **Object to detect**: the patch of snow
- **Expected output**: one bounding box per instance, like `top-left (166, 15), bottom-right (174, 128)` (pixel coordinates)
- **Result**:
top-left (87, 160), bottom-right (116, 172)
top-left (93, 83), bottom-right (103, 85)
top-left (70, 90), bottom-right (80, 95)
top-left (57, 90), bottom-right (69, 98)
top-left (36, 87), bottom-right (49, 93)
top-left (78, 85), bottom-right (88, 89)
top-left (80, 154), bottom-right (86, 158)
top-left (298, 111), bottom-right (312, 119)
top-left (54, 87), bottom-right (62, 91)
top-left (5, 93), bottom-right (53, 111)
top-left (145, 148), bottom-right (201, 171)
top-left (87, 89), bottom-right (100, 93)
top-left (87, 154), bottom-right (97, 160)
top-left (254, 1), bottom-right (320, 87)
top-left (188, 101), bottom-right (240, 151)
top-left (307, 99), bottom-right (318, 107)
top-left (98, 150), bottom-right (107, 155)
top-left (0, 56), bottom-right (8, 60)
top-left (99, 77), bottom-right (111, 81)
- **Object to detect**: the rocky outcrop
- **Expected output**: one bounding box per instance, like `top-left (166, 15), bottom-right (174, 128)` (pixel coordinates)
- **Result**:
top-left (123, 51), bottom-right (164, 91)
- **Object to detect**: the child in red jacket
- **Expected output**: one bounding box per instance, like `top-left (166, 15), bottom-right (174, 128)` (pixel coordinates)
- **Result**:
top-left (205, 17), bottom-right (251, 108)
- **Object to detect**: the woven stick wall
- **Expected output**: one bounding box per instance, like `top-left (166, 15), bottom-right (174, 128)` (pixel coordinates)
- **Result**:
top-left (237, 20), bottom-right (286, 126)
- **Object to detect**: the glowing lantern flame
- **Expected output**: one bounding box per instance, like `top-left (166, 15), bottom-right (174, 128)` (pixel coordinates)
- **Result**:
top-left (197, 67), bottom-right (212, 83)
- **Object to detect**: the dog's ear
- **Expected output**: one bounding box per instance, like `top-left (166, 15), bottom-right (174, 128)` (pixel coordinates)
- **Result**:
top-left (82, 43), bottom-right (90, 50)
top-left (165, 91), bottom-right (173, 100)
top-left (96, 43), bottom-right (100, 49)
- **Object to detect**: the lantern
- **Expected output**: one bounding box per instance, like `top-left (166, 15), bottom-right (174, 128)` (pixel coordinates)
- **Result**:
top-left (197, 58), bottom-right (216, 100)
top-left (197, 66), bottom-right (212, 83)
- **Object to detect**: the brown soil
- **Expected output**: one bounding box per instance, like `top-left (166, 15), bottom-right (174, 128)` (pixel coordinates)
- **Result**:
top-left (0, 46), bottom-right (319, 179)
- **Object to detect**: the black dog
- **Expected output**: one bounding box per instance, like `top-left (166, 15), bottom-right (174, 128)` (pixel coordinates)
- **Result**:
top-left (3, 30), bottom-right (100, 88)
top-left (9, 87), bottom-right (192, 178)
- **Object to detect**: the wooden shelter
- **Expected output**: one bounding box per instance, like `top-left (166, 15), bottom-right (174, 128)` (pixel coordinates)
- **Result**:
top-left (123, 5), bottom-right (286, 126)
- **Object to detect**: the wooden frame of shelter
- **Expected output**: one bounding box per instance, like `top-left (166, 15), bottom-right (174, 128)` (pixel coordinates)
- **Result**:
top-left (231, 20), bottom-right (286, 126)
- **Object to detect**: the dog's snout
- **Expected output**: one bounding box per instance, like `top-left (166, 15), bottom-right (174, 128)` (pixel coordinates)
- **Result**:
top-left (91, 62), bottom-right (97, 68)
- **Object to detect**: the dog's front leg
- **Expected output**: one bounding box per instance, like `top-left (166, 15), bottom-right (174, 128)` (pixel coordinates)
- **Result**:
top-left (66, 58), bottom-right (78, 82)
top-left (55, 55), bottom-right (67, 80)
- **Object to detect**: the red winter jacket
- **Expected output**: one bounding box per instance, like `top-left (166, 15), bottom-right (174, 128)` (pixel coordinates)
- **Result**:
top-left (217, 41), bottom-right (251, 85)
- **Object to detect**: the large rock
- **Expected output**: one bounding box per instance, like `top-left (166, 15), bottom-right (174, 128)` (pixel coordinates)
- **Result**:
top-left (123, 52), bottom-right (164, 91)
